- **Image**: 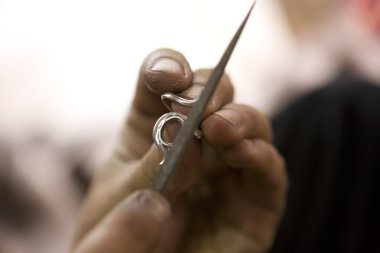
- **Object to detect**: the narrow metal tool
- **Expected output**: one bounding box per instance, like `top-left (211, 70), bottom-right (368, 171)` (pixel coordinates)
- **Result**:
top-left (152, 1), bottom-right (256, 193)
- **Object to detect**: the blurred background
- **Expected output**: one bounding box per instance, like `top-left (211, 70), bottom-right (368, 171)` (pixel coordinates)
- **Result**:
top-left (1, 0), bottom-right (379, 252)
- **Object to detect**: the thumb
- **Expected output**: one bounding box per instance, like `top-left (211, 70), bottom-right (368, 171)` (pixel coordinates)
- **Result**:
top-left (73, 190), bottom-right (171, 253)
top-left (119, 48), bottom-right (194, 161)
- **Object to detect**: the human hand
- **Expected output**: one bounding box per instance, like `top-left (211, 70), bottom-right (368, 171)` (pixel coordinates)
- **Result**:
top-left (71, 48), bottom-right (287, 253)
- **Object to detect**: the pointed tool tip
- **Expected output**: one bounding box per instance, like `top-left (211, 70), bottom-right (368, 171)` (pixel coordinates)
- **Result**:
top-left (239, 0), bottom-right (257, 29)
top-left (247, 0), bottom-right (257, 17)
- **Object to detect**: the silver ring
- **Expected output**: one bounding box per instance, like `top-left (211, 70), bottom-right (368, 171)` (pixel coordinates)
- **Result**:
top-left (153, 112), bottom-right (187, 165)
top-left (153, 92), bottom-right (203, 165)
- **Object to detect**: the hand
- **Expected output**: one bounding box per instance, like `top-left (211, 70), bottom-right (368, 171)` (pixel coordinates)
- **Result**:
top-left (71, 48), bottom-right (287, 253)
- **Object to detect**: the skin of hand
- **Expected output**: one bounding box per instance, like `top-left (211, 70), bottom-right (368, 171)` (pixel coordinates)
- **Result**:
top-left (71, 48), bottom-right (287, 253)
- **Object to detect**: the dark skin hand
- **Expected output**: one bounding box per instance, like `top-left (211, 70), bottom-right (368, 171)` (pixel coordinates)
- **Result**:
top-left (71, 48), bottom-right (287, 253)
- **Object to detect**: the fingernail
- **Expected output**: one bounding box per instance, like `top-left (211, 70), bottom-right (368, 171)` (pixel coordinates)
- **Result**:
top-left (138, 190), bottom-right (170, 223)
top-left (150, 57), bottom-right (185, 75)
top-left (185, 84), bottom-right (204, 100)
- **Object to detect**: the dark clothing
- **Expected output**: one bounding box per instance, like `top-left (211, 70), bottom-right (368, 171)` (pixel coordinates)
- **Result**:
top-left (271, 74), bottom-right (380, 252)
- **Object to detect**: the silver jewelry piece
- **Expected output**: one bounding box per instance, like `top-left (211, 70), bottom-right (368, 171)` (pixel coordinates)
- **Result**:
top-left (153, 112), bottom-right (186, 165)
top-left (153, 92), bottom-right (202, 164)
top-left (161, 92), bottom-right (198, 111)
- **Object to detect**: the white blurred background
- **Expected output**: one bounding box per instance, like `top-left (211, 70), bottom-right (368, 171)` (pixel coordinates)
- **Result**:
top-left (0, 0), bottom-right (296, 140)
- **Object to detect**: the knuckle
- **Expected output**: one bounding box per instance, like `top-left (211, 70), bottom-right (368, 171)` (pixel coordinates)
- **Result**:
top-left (204, 116), bottom-right (242, 148)
top-left (118, 211), bottom-right (150, 244)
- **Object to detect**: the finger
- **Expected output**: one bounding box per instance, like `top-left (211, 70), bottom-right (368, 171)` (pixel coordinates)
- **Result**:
top-left (73, 190), bottom-right (171, 253)
top-left (169, 69), bottom-right (234, 118)
top-left (222, 138), bottom-right (287, 210)
top-left (222, 139), bottom-right (284, 177)
top-left (120, 48), bottom-right (193, 160)
top-left (202, 103), bottom-right (273, 149)
top-left (204, 139), bottom-right (286, 248)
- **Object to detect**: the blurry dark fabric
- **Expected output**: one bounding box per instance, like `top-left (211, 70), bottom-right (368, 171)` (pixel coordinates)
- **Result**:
top-left (0, 137), bottom-right (91, 232)
top-left (270, 74), bottom-right (380, 252)
top-left (0, 143), bottom-right (45, 230)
